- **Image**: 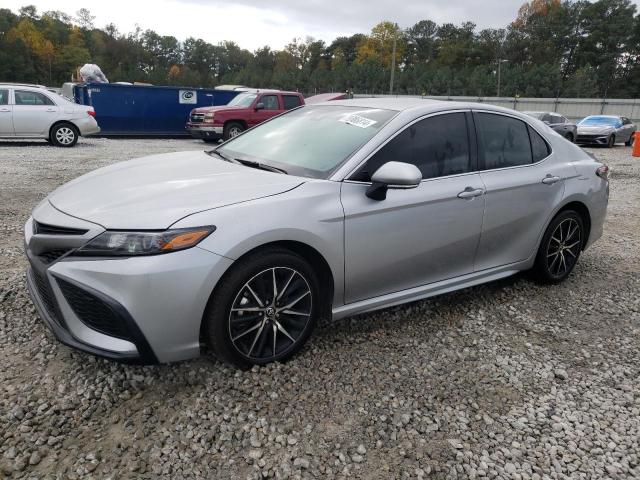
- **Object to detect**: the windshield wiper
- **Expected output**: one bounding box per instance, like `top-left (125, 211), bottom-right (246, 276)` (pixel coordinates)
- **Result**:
top-left (207, 149), bottom-right (239, 164)
top-left (235, 158), bottom-right (288, 175)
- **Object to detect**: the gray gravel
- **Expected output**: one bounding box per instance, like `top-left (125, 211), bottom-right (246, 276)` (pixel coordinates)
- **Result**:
top-left (0, 137), bottom-right (638, 479)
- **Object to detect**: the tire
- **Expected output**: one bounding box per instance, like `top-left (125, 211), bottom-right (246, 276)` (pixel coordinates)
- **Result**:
top-left (625, 133), bottom-right (634, 147)
top-left (203, 248), bottom-right (320, 368)
top-left (533, 210), bottom-right (584, 284)
top-left (223, 122), bottom-right (245, 141)
top-left (606, 134), bottom-right (615, 148)
top-left (564, 132), bottom-right (574, 143)
top-left (50, 123), bottom-right (78, 147)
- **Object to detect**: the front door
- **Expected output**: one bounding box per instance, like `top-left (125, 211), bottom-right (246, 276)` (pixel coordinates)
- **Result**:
top-left (341, 111), bottom-right (486, 303)
top-left (0, 89), bottom-right (12, 135)
top-left (472, 111), bottom-right (573, 270)
top-left (248, 94), bottom-right (281, 127)
top-left (12, 89), bottom-right (60, 136)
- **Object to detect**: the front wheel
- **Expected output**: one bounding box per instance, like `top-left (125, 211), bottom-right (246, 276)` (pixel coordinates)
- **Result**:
top-left (606, 135), bottom-right (615, 148)
top-left (223, 122), bottom-right (245, 141)
top-left (533, 210), bottom-right (584, 284)
top-left (203, 248), bottom-right (320, 368)
top-left (50, 123), bottom-right (78, 147)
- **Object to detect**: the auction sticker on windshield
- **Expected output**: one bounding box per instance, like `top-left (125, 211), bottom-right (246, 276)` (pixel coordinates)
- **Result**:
top-left (340, 114), bottom-right (377, 128)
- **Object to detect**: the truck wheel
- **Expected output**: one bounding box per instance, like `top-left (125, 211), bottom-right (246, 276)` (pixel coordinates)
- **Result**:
top-left (223, 122), bottom-right (245, 140)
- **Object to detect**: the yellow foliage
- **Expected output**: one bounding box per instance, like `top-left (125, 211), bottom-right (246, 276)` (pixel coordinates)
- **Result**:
top-left (356, 21), bottom-right (405, 67)
top-left (7, 19), bottom-right (54, 59)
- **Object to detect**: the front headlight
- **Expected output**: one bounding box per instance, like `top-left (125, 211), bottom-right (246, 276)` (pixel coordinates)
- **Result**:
top-left (75, 226), bottom-right (216, 257)
top-left (204, 112), bottom-right (215, 121)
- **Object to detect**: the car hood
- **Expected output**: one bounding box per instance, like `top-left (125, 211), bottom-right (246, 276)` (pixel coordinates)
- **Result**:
top-left (47, 151), bottom-right (304, 230)
top-left (192, 105), bottom-right (244, 113)
top-left (577, 125), bottom-right (615, 134)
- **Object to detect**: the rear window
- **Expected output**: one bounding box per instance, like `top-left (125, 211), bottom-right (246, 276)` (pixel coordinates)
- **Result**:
top-left (283, 95), bottom-right (302, 110)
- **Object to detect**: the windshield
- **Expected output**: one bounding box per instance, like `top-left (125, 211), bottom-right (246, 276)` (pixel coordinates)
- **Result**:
top-left (227, 93), bottom-right (257, 107)
top-left (578, 116), bottom-right (621, 127)
top-left (215, 105), bottom-right (397, 179)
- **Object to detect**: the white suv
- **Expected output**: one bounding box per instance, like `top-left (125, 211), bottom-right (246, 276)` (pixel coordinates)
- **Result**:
top-left (0, 84), bottom-right (99, 147)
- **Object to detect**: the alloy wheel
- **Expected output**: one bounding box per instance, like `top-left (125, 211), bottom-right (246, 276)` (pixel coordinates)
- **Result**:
top-left (55, 127), bottom-right (75, 145)
top-left (546, 218), bottom-right (581, 277)
top-left (228, 267), bottom-right (312, 361)
top-left (229, 126), bottom-right (242, 138)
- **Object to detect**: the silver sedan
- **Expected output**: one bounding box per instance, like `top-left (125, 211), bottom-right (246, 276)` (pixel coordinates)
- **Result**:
top-left (0, 83), bottom-right (99, 147)
top-left (24, 98), bottom-right (609, 367)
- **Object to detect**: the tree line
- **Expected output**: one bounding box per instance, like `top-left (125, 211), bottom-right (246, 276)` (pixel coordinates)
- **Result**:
top-left (1, 0), bottom-right (639, 98)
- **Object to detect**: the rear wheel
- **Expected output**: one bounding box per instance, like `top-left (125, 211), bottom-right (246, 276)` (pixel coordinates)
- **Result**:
top-left (204, 248), bottom-right (320, 368)
top-left (223, 122), bottom-right (245, 141)
top-left (50, 123), bottom-right (78, 147)
top-left (533, 210), bottom-right (584, 284)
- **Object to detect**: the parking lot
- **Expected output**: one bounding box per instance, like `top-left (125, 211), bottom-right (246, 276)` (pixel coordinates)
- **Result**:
top-left (0, 137), bottom-right (638, 479)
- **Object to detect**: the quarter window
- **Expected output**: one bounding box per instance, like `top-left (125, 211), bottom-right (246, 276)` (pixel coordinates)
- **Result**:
top-left (260, 95), bottom-right (279, 110)
top-left (15, 90), bottom-right (55, 106)
top-left (352, 113), bottom-right (471, 181)
top-left (283, 95), bottom-right (302, 110)
top-left (528, 125), bottom-right (550, 162)
top-left (0, 89), bottom-right (8, 105)
top-left (476, 113), bottom-right (532, 169)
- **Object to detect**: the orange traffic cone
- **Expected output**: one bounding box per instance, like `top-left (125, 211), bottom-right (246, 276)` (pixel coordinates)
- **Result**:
top-left (633, 132), bottom-right (640, 157)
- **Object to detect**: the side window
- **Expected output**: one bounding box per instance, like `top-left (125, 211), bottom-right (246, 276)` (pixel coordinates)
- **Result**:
top-left (528, 125), bottom-right (550, 162)
top-left (550, 115), bottom-right (563, 124)
top-left (15, 90), bottom-right (55, 106)
top-left (622, 117), bottom-right (630, 125)
top-left (351, 113), bottom-right (471, 181)
top-left (283, 95), bottom-right (302, 110)
top-left (560, 116), bottom-right (568, 124)
top-left (260, 95), bottom-right (279, 110)
top-left (0, 89), bottom-right (8, 105)
top-left (542, 114), bottom-right (552, 123)
top-left (476, 113), bottom-right (532, 169)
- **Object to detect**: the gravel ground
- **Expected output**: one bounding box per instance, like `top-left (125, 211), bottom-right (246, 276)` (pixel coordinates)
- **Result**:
top-left (0, 137), bottom-right (638, 480)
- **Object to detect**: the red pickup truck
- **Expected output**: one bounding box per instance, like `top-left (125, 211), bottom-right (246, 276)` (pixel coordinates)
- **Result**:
top-left (186, 90), bottom-right (305, 142)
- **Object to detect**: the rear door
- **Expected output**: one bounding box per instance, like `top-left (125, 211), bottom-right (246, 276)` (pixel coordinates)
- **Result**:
top-left (283, 94), bottom-right (303, 110)
top-left (473, 111), bottom-right (573, 271)
top-left (0, 89), bottom-right (12, 136)
top-left (12, 89), bottom-right (61, 136)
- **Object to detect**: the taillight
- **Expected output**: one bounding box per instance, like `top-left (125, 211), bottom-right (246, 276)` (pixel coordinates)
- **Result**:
top-left (596, 165), bottom-right (609, 180)
top-left (87, 110), bottom-right (96, 117)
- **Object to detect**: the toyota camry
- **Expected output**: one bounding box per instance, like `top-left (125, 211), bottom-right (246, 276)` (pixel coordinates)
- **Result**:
top-left (25, 98), bottom-right (609, 368)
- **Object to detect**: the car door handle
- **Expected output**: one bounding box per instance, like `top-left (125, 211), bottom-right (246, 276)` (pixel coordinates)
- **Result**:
top-left (0, 108), bottom-right (10, 112)
top-left (457, 187), bottom-right (485, 199)
top-left (46, 108), bottom-right (56, 112)
top-left (542, 175), bottom-right (561, 185)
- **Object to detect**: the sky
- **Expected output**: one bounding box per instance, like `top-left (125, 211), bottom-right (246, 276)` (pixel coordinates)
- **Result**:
top-left (3, 0), bottom-right (640, 51)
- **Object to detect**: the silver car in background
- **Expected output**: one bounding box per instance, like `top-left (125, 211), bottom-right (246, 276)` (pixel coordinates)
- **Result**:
top-left (0, 83), bottom-right (99, 147)
top-left (24, 99), bottom-right (609, 368)
top-left (576, 115), bottom-right (635, 148)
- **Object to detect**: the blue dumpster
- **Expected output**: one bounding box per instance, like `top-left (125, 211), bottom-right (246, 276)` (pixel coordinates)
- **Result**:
top-left (73, 83), bottom-right (240, 136)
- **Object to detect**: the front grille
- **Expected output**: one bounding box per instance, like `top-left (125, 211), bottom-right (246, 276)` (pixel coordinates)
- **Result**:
top-left (39, 249), bottom-right (71, 264)
top-left (57, 278), bottom-right (131, 341)
top-left (190, 113), bottom-right (204, 123)
top-left (31, 269), bottom-right (60, 322)
top-left (33, 220), bottom-right (87, 236)
top-left (577, 134), bottom-right (605, 140)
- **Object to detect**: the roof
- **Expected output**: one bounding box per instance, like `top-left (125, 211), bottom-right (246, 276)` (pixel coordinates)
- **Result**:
top-left (0, 83), bottom-right (47, 89)
top-left (316, 97), bottom-right (518, 116)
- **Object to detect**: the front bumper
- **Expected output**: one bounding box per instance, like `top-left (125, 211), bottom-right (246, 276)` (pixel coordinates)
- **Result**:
top-left (576, 134), bottom-right (611, 145)
top-left (186, 123), bottom-right (223, 140)
top-left (24, 204), bottom-right (234, 364)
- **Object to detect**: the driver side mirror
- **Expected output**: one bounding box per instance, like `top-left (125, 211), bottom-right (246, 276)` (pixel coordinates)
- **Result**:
top-left (366, 161), bottom-right (422, 201)
top-left (255, 102), bottom-right (265, 111)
